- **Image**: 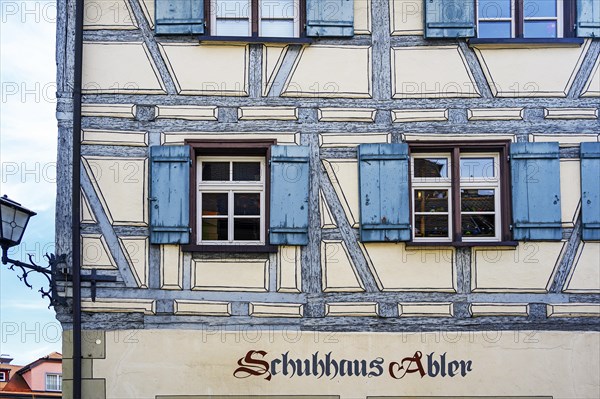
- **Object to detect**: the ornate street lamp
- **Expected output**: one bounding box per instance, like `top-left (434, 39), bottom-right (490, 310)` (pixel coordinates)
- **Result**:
top-left (0, 195), bottom-right (67, 307)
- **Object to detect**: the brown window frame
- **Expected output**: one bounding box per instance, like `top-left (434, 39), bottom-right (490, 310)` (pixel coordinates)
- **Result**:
top-left (475, 0), bottom-right (576, 39)
top-left (407, 141), bottom-right (515, 247)
top-left (183, 139), bottom-right (278, 253)
top-left (202, 0), bottom-right (308, 42)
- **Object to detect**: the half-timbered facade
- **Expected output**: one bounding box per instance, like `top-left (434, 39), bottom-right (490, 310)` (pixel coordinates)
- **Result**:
top-left (55, 0), bottom-right (600, 397)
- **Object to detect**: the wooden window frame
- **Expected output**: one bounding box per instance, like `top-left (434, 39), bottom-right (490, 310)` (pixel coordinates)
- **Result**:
top-left (476, 0), bottom-right (575, 38)
top-left (45, 373), bottom-right (62, 392)
top-left (407, 141), bottom-right (514, 247)
top-left (183, 139), bottom-right (278, 253)
top-left (205, 0), bottom-right (307, 40)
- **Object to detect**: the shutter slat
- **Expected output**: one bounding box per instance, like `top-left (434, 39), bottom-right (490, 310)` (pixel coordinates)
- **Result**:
top-left (577, 0), bottom-right (600, 37)
top-left (306, 0), bottom-right (354, 37)
top-left (269, 145), bottom-right (310, 245)
top-left (581, 142), bottom-right (600, 240)
top-left (424, 0), bottom-right (475, 38)
top-left (156, 0), bottom-right (205, 35)
top-left (358, 143), bottom-right (411, 242)
top-left (510, 142), bottom-right (562, 241)
top-left (149, 145), bottom-right (191, 244)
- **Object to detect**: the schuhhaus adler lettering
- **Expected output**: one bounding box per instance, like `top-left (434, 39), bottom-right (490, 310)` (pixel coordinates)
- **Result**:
top-left (233, 350), bottom-right (473, 381)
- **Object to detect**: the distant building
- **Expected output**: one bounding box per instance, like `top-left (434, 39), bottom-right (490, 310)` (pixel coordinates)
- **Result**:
top-left (0, 353), bottom-right (62, 398)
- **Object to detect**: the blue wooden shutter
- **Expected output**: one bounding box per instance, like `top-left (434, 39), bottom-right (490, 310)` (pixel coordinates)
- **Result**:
top-left (306, 0), bottom-right (354, 37)
top-left (510, 142), bottom-right (562, 241)
top-left (155, 0), bottom-right (205, 35)
top-left (269, 146), bottom-right (310, 245)
top-left (577, 0), bottom-right (600, 37)
top-left (358, 143), bottom-right (411, 242)
top-left (581, 142), bottom-right (600, 241)
top-left (424, 0), bottom-right (475, 38)
top-left (149, 145), bottom-right (191, 244)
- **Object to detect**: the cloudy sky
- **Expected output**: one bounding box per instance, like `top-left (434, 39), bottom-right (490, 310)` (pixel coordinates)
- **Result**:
top-left (0, 0), bottom-right (63, 365)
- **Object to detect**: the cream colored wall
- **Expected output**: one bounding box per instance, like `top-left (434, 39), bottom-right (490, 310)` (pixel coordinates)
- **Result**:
top-left (85, 329), bottom-right (599, 398)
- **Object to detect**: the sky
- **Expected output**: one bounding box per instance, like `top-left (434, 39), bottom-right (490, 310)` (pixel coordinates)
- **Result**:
top-left (0, 0), bottom-right (63, 365)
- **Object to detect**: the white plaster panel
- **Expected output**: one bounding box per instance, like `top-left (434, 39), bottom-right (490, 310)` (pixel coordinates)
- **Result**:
top-left (249, 303), bottom-right (303, 317)
top-left (156, 106), bottom-right (218, 121)
top-left (81, 234), bottom-right (116, 269)
top-left (392, 109), bottom-right (448, 122)
top-left (530, 133), bottom-right (599, 145)
top-left (360, 243), bottom-right (456, 292)
top-left (398, 303), bottom-right (453, 317)
top-left (119, 237), bottom-right (149, 289)
top-left (581, 53), bottom-right (600, 97)
top-left (544, 108), bottom-right (599, 119)
top-left (282, 46), bottom-right (372, 98)
top-left (472, 242), bottom-right (565, 292)
top-left (192, 259), bottom-right (269, 292)
top-left (390, 0), bottom-right (423, 35)
top-left (81, 190), bottom-right (97, 224)
top-left (467, 108), bottom-right (524, 121)
top-left (82, 42), bottom-right (165, 94)
top-left (81, 298), bottom-right (155, 315)
top-left (319, 133), bottom-right (390, 148)
top-left (322, 159), bottom-right (359, 228)
top-left (160, 245), bottom-right (183, 290)
top-left (262, 45), bottom-right (287, 96)
top-left (470, 303), bottom-right (530, 317)
top-left (474, 43), bottom-right (590, 97)
top-left (354, 0), bottom-right (371, 34)
top-left (391, 46), bottom-right (480, 98)
top-left (81, 129), bottom-right (148, 146)
top-left (326, 302), bottom-right (378, 316)
top-left (547, 304), bottom-right (600, 317)
top-left (319, 190), bottom-right (337, 229)
top-left (277, 246), bottom-right (302, 293)
top-left (82, 156), bottom-right (148, 226)
top-left (564, 243), bottom-right (600, 293)
top-left (140, 0), bottom-right (155, 28)
top-left (174, 300), bottom-right (231, 316)
top-left (81, 103), bottom-right (136, 118)
top-left (160, 43), bottom-right (249, 96)
top-left (559, 160), bottom-right (581, 228)
top-left (238, 107), bottom-right (298, 120)
top-left (318, 108), bottom-right (376, 122)
top-left (321, 240), bottom-right (364, 292)
top-left (83, 0), bottom-right (137, 30)
top-left (162, 131), bottom-right (299, 145)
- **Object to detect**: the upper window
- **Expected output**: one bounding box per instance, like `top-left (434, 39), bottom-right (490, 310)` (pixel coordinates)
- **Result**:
top-left (0, 371), bottom-right (7, 382)
top-left (477, 0), bottom-right (568, 38)
top-left (409, 143), bottom-right (511, 244)
top-left (45, 373), bottom-right (62, 392)
top-left (211, 0), bottom-right (301, 38)
top-left (197, 156), bottom-right (266, 245)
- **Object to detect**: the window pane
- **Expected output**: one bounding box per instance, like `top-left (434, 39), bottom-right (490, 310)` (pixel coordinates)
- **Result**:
top-left (478, 21), bottom-right (512, 38)
top-left (215, 19), bottom-right (251, 36)
top-left (478, 0), bottom-right (511, 18)
top-left (524, 0), bottom-right (557, 18)
top-left (461, 189), bottom-right (496, 212)
top-left (261, 19), bottom-right (295, 37)
top-left (234, 218), bottom-right (261, 240)
top-left (202, 218), bottom-right (228, 241)
top-left (234, 193), bottom-right (260, 215)
top-left (414, 215), bottom-right (449, 238)
top-left (414, 190), bottom-right (449, 213)
top-left (202, 193), bottom-right (228, 216)
top-left (413, 158), bottom-right (448, 178)
top-left (261, 0), bottom-right (296, 19)
top-left (202, 162), bottom-right (229, 181)
top-left (462, 214), bottom-right (496, 237)
top-left (524, 20), bottom-right (557, 38)
top-left (460, 157), bottom-right (495, 179)
top-left (233, 162), bottom-right (261, 181)
top-left (215, 0), bottom-right (250, 18)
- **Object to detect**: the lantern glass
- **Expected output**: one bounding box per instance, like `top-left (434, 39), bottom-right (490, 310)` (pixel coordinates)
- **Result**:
top-left (0, 195), bottom-right (36, 249)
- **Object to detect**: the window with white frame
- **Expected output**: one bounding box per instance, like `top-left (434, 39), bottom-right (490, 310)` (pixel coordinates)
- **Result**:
top-left (45, 373), bottom-right (62, 392)
top-left (211, 0), bottom-right (300, 38)
top-left (197, 156), bottom-right (266, 245)
top-left (411, 151), bottom-right (502, 243)
top-left (477, 0), bottom-right (566, 38)
top-left (0, 371), bottom-right (7, 382)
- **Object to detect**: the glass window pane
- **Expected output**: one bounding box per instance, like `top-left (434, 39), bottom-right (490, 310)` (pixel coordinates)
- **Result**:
top-left (414, 190), bottom-right (449, 213)
top-left (413, 158), bottom-right (448, 178)
top-left (260, 19), bottom-right (295, 37)
top-left (414, 215), bottom-right (449, 238)
top-left (478, 21), bottom-right (512, 38)
top-left (524, 0), bottom-right (557, 18)
top-left (202, 162), bottom-right (229, 181)
top-left (234, 218), bottom-right (261, 240)
top-left (215, 19), bottom-right (251, 36)
top-left (202, 193), bottom-right (228, 216)
top-left (462, 214), bottom-right (496, 237)
top-left (202, 218), bottom-right (228, 241)
top-left (478, 0), bottom-right (511, 18)
top-left (461, 189), bottom-right (496, 212)
top-left (234, 193), bottom-right (260, 215)
top-left (215, 0), bottom-right (250, 18)
top-left (524, 20), bottom-right (557, 38)
top-left (261, 0), bottom-right (296, 19)
top-left (460, 157), bottom-right (495, 179)
top-left (233, 162), bottom-right (261, 181)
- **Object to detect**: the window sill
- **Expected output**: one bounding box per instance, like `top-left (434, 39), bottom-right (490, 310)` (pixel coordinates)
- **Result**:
top-left (468, 38), bottom-right (584, 49)
top-left (181, 244), bottom-right (279, 253)
top-left (405, 241), bottom-right (519, 248)
top-left (196, 35), bottom-right (313, 45)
